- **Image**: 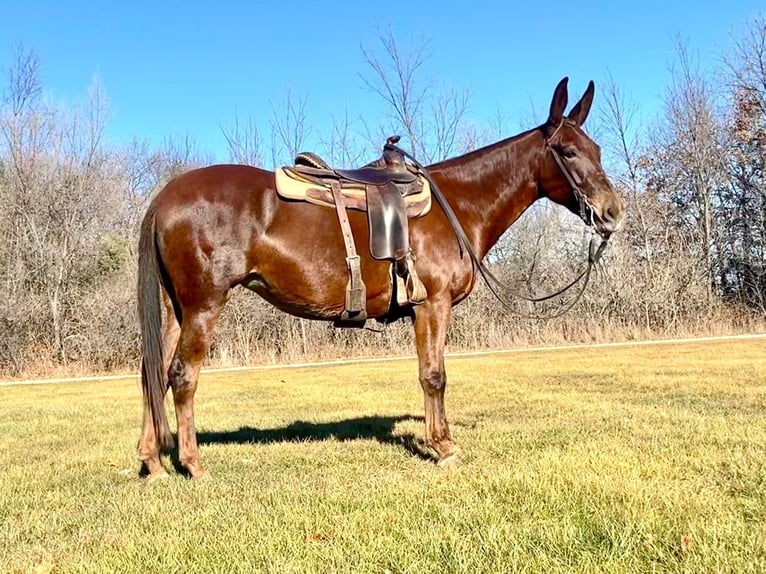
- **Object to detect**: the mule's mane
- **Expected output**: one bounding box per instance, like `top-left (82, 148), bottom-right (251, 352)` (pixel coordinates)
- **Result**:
top-left (427, 125), bottom-right (543, 173)
top-left (422, 126), bottom-right (545, 258)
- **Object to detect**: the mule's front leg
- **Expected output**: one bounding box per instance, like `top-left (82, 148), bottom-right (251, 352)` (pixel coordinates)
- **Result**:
top-left (414, 296), bottom-right (459, 467)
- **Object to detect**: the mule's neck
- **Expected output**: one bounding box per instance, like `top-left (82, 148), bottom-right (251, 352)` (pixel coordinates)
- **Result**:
top-left (428, 127), bottom-right (545, 258)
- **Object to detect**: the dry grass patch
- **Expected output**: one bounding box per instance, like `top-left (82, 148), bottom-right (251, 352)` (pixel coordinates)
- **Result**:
top-left (1, 338), bottom-right (764, 573)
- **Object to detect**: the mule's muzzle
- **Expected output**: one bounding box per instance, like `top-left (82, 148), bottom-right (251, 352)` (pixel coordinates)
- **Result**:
top-left (593, 195), bottom-right (624, 239)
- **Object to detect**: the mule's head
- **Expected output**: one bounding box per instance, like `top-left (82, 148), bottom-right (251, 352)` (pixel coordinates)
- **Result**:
top-left (538, 77), bottom-right (625, 238)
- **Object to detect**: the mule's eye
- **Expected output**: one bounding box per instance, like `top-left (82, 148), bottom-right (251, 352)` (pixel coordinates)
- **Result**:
top-left (563, 148), bottom-right (577, 158)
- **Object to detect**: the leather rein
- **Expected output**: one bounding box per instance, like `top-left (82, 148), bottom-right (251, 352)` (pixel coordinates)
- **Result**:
top-left (385, 129), bottom-right (608, 320)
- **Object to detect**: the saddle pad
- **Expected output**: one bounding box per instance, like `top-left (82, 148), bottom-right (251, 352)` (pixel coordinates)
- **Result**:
top-left (275, 167), bottom-right (432, 218)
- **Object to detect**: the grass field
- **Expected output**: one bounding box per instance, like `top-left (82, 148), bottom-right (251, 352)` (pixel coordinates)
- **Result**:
top-left (1, 337), bottom-right (764, 573)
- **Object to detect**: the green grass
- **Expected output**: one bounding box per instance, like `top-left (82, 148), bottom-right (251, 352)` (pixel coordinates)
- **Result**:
top-left (1, 338), bottom-right (765, 573)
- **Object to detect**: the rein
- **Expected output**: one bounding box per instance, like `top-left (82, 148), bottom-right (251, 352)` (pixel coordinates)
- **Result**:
top-left (385, 134), bottom-right (608, 320)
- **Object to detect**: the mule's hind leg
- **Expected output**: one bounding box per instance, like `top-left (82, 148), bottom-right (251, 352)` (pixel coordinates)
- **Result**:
top-left (413, 295), bottom-right (460, 467)
top-left (169, 296), bottom-right (227, 479)
top-left (138, 290), bottom-right (181, 478)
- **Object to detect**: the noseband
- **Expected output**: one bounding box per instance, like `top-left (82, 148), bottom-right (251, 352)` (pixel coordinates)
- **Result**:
top-left (384, 138), bottom-right (608, 320)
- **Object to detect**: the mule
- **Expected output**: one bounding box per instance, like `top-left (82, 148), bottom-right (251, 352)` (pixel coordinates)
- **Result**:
top-left (136, 77), bottom-right (625, 478)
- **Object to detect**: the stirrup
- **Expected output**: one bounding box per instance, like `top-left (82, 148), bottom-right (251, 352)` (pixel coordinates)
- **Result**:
top-left (406, 270), bottom-right (427, 304)
top-left (395, 252), bottom-right (426, 306)
top-left (334, 254), bottom-right (367, 328)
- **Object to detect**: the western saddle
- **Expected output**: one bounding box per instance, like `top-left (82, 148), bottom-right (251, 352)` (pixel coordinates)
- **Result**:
top-left (275, 136), bottom-right (430, 327)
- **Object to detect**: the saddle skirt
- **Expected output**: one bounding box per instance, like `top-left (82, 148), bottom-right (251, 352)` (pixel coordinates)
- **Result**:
top-left (275, 166), bottom-right (432, 218)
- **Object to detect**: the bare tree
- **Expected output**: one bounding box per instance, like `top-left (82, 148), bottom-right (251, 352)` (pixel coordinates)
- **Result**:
top-left (599, 73), bottom-right (659, 278)
top-left (644, 40), bottom-right (730, 299)
top-left (0, 47), bottom-right (124, 364)
top-left (318, 105), bottom-right (367, 168)
top-left (269, 88), bottom-right (311, 168)
top-left (359, 27), bottom-right (471, 162)
top-left (725, 14), bottom-right (766, 114)
top-left (220, 113), bottom-right (264, 166)
top-left (720, 14), bottom-right (766, 310)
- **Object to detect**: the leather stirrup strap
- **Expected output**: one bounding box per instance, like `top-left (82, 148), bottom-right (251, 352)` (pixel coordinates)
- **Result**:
top-left (330, 181), bottom-right (367, 323)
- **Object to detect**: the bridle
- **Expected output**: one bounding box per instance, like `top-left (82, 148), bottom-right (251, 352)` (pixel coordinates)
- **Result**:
top-left (544, 120), bottom-right (597, 229)
top-left (385, 130), bottom-right (609, 320)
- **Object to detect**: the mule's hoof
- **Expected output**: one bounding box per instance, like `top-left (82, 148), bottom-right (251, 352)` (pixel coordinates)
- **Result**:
top-left (147, 469), bottom-right (170, 483)
top-left (437, 453), bottom-right (461, 469)
top-left (186, 464), bottom-right (210, 481)
top-left (191, 469), bottom-right (211, 481)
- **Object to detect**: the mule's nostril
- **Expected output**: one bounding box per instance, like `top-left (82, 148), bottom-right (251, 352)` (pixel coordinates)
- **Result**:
top-left (606, 205), bottom-right (618, 221)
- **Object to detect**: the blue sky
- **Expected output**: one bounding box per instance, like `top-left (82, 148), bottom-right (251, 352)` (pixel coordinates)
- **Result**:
top-left (0, 0), bottom-right (763, 164)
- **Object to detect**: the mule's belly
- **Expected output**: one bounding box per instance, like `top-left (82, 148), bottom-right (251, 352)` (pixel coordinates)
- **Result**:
top-left (242, 202), bottom-right (396, 321)
top-left (242, 266), bottom-right (394, 321)
top-left (241, 271), bottom-right (342, 320)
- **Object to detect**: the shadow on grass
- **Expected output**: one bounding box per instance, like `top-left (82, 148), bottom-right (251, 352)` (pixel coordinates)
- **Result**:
top-left (141, 415), bottom-right (432, 478)
top-left (195, 414), bottom-right (433, 462)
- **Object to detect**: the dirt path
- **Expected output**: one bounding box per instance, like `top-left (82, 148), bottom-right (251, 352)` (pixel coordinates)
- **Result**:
top-left (1, 332), bottom-right (763, 387)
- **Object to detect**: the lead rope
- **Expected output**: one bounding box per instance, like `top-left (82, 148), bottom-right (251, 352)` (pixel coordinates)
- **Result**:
top-left (384, 139), bottom-right (609, 320)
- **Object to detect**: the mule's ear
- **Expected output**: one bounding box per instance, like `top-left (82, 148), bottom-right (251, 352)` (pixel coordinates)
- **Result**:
top-left (547, 77), bottom-right (569, 126)
top-left (568, 80), bottom-right (595, 126)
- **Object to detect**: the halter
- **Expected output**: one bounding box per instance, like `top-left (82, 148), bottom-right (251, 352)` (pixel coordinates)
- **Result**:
top-left (385, 134), bottom-right (608, 320)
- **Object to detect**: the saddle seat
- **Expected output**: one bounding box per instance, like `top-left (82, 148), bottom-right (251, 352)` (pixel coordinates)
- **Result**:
top-left (334, 165), bottom-right (419, 186)
top-left (274, 136), bottom-right (430, 327)
top-left (289, 139), bottom-right (421, 185)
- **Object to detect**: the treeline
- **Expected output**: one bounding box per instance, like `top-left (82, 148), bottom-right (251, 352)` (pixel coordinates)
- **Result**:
top-left (1, 18), bottom-right (764, 378)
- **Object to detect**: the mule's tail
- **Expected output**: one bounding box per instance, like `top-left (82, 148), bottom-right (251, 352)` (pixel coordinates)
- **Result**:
top-left (137, 204), bottom-right (174, 449)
